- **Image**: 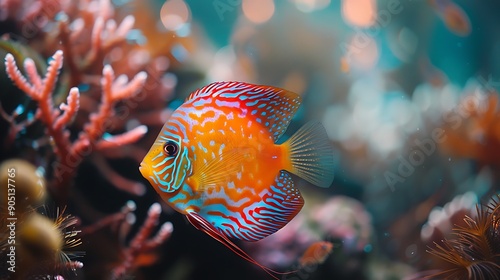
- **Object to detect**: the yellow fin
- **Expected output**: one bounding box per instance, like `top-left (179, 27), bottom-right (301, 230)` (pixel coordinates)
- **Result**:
top-left (285, 121), bottom-right (335, 188)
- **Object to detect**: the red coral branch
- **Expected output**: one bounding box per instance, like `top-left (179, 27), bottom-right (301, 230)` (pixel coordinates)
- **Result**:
top-left (83, 14), bottom-right (135, 70)
top-left (72, 65), bottom-right (147, 156)
top-left (79, 64), bottom-right (114, 142)
top-left (59, 19), bottom-right (82, 87)
top-left (4, 50), bottom-right (147, 204)
top-left (85, 16), bottom-right (104, 67)
top-left (81, 200), bottom-right (137, 236)
top-left (0, 101), bottom-right (38, 149)
top-left (114, 15), bottom-right (135, 42)
top-left (111, 203), bottom-right (173, 280)
top-left (5, 51), bottom-right (74, 162)
top-left (112, 71), bottom-right (148, 100)
top-left (24, 58), bottom-right (42, 90)
top-left (40, 50), bottom-right (63, 100)
top-left (96, 125), bottom-right (148, 150)
top-left (142, 222), bottom-right (174, 252)
top-left (54, 87), bottom-right (80, 131)
top-left (5, 53), bottom-right (36, 96)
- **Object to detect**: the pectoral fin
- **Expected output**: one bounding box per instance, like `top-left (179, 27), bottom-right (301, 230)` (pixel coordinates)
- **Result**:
top-left (195, 147), bottom-right (254, 192)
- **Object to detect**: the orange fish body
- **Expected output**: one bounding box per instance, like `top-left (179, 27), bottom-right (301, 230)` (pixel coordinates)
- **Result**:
top-left (139, 81), bottom-right (334, 277)
top-left (299, 241), bottom-right (334, 267)
top-left (429, 0), bottom-right (471, 36)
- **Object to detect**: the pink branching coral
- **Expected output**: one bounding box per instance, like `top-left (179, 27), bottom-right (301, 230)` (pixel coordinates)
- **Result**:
top-left (78, 201), bottom-right (173, 279)
top-left (1, 0), bottom-right (188, 278)
top-left (4, 50), bottom-right (147, 203)
top-left (1, 0), bottom-right (183, 200)
top-left (111, 203), bottom-right (173, 280)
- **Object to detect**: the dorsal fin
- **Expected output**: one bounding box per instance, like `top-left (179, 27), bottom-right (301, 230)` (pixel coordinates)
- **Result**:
top-left (187, 81), bottom-right (302, 141)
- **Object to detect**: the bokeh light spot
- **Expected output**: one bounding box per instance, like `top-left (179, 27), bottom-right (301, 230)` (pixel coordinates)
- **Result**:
top-left (344, 35), bottom-right (379, 70)
top-left (160, 0), bottom-right (191, 31)
top-left (342, 0), bottom-right (376, 27)
top-left (282, 71), bottom-right (307, 95)
top-left (290, 0), bottom-right (331, 13)
top-left (242, 0), bottom-right (275, 24)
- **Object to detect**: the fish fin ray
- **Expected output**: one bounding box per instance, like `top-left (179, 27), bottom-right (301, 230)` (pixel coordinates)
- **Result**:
top-left (196, 147), bottom-right (254, 192)
top-left (285, 121), bottom-right (335, 188)
top-left (188, 81), bottom-right (301, 141)
top-left (185, 212), bottom-right (296, 279)
top-left (220, 171), bottom-right (304, 242)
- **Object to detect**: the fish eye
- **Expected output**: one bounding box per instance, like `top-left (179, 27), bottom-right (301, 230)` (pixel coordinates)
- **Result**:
top-left (163, 141), bottom-right (178, 157)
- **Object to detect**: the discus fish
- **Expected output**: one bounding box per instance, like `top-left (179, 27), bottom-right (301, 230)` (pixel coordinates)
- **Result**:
top-left (139, 81), bottom-right (335, 278)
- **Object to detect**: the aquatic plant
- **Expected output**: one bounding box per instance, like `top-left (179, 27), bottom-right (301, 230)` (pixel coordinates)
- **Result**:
top-left (426, 194), bottom-right (500, 279)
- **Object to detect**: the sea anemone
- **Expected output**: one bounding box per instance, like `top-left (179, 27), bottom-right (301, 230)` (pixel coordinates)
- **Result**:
top-left (426, 194), bottom-right (500, 279)
top-left (17, 209), bottom-right (83, 278)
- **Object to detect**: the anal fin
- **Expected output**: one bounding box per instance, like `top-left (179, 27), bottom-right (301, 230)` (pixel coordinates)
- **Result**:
top-left (186, 211), bottom-right (297, 280)
top-left (219, 170), bottom-right (304, 242)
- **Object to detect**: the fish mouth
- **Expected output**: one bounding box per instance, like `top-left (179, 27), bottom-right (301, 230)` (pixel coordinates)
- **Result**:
top-left (139, 162), bottom-right (150, 178)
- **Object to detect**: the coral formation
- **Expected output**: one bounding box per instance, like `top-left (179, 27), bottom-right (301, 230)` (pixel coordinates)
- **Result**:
top-left (4, 50), bottom-right (147, 202)
top-left (0, 0), bottom-right (184, 278)
top-left (440, 92), bottom-right (500, 165)
top-left (1, 0), bottom-right (500, 279)
top-left (426, 194), bottom-right (500, 279)
top-left (0, 159), bottom-right (82, 279)
top-left (111, 203), bottom-right (173, 280)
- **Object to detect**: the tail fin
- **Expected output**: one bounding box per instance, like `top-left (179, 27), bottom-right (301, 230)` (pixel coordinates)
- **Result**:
top-left (285, 121), bottom-right (335, 188)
